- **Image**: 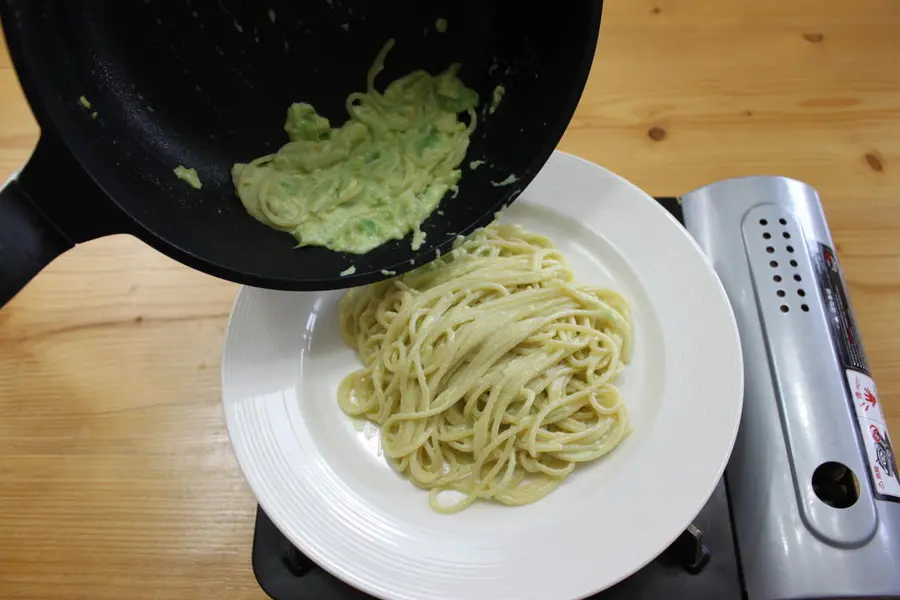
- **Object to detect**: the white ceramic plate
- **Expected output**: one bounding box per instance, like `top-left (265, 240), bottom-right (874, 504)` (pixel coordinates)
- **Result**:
top-left (222, 151), bottom-right (743, 600)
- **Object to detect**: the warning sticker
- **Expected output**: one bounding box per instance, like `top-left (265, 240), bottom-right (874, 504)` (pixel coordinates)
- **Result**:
top-left (811, 242), bottom-right (897, 500)
top-left (813, 244), bottom-right (869, 373)
top-left (846, 369), bottom-right (900, 500)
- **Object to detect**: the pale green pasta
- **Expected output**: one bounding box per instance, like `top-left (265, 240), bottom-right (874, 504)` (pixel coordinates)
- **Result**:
top-left (232, 39), bottom-right (479, 254)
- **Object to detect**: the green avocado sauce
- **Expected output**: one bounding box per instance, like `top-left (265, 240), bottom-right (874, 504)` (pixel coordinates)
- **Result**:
top-left (231, 38), bottom-right (479, 254)
top-left (174, 165), bottom-right (202, 190)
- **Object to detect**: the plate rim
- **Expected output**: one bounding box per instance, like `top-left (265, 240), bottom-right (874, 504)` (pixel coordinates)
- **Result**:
top-left (221, 150), bottom-right (744, 600)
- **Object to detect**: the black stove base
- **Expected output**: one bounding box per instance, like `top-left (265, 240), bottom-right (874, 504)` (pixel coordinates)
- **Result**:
top-left (250, 477), bottom-right (743, 600)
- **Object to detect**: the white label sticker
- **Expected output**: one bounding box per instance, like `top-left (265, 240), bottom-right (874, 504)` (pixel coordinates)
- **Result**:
top-left (846, 369), bottom-right (900, 499)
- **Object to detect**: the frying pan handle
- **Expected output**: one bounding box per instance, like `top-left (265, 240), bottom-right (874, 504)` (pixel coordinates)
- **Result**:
top-left (0, 133), bottom-right (128, 306)
top-left (0, 178), bottom-right (72, 304)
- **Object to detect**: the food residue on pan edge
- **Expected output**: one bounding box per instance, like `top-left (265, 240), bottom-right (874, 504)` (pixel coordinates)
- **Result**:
top-left (79, 96), bottom-right (92, 109)
top-left (489, 85), bottom-right (505, 114)
top-left (174, 165), bottom-right (203, 190)
top-left (340, 265), bottom-right (357, 276)
top-left (491, 174), bottom-right (519, 187)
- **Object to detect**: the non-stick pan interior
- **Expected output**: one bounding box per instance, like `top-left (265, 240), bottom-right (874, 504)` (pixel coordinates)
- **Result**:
top-left (6, 0), bottom-right (601, 289)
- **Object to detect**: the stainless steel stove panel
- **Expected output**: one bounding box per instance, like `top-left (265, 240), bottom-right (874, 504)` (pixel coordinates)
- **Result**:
top-left (682, 176), bottom-right (900, 600)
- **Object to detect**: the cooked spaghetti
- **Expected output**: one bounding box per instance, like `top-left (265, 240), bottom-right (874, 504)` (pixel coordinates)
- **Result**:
top-left (231, 39), bottom-right (479, 254)
top-left (337, 222), bottom-right (632, 513)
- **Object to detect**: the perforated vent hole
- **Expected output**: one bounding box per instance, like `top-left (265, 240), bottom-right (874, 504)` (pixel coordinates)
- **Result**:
top-left (756, 215), bottom-right (809, 315)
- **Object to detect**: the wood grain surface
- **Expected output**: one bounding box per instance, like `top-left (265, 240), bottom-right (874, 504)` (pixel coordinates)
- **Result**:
top-left (2, 1), bottom-right (899, 598)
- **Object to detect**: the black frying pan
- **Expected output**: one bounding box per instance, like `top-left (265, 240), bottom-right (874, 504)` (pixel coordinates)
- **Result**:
top-left (0, 1), bottom-right (603, 305)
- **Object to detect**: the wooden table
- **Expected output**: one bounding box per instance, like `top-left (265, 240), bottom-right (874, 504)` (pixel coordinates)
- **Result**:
top-left (1, 1), bottom-right (899, 598)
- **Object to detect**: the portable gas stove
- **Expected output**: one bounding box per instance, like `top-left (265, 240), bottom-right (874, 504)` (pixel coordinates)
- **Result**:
top-left (249, 177), bottom-right (900, 600)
